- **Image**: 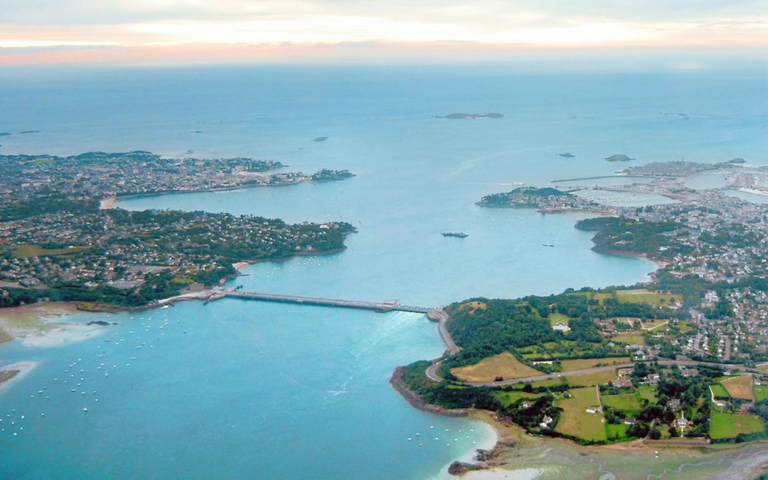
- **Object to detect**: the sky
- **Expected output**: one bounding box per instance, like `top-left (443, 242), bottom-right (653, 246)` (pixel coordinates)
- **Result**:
top-left (1, 0), bottom-right (767, 66)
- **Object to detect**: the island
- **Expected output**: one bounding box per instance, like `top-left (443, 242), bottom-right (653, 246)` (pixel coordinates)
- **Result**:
top-left (0, 151), bottom-right (356, 319)
top-left (558, 152), bottom-right (575, 158)
top-left (442, 232), bottom-right (468, 238)
top-left (440, 113), bottom-right (504, 119)
top-left (477, 186), bottom-right (596, 212)
top-left (395, 159), bottom-right (768, 474)
top-left (605, 154), bottom-right (634, 162)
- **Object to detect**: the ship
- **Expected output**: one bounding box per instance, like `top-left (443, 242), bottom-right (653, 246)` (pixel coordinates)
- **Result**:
top-left (442, 232), bottom-right (468, 238)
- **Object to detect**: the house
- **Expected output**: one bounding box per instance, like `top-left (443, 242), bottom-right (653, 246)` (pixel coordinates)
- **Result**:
top-left (668, 399), bottom-right (681, 409)
top-left (612, 377), bottom-right (633, 389)
top-left (586, 406), bottom-right (600, 414)
top-left (539, 415), bottom-right (553, 429)
top-left (552, 322), bottom-right (571, 332)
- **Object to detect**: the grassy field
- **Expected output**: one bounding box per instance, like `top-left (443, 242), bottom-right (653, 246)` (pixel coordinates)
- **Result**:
top-left (677, 323), bottom-right (694, 334)
top-left (605, 423), bottom-right (628, 440)
top-left (755, 385), bottom-right (768, 402)
top-left (567, 370), bottom-right (618, 388)
top-left (637, 385), bottom-right (658, 402)
top-left (601, 393), bottom-right (642, 413)
top-left (548, 313), bottom-right (570, 327)
top-left (709, 412), bottom-right (765, 439)
top-left (457, 301), bottom-right (488, 315)
top-left (615, 289), bottom-right (680, 306)
top-left (640, 320), bottom-right (669, 331)
top-left (451, 352), bottom-right (542, 383)
top-left (555, 387), bottom-right (607, 442)
top-left (721, 374), bottom-right (754, 401)
top-left (611, 334), bottom-right (646, 346)
top-left (528, 378), bottom-right (567, 389)
top-left (757, 364), bottom-right (768, 373)
top-left (560, 357), bottom-right (631, 372)
top-left (11, 244), bottom-right (87, 258)
top-left (710, 384), bottom-right (730, 399)
top-left (496, 391), bottom-right (544, 407)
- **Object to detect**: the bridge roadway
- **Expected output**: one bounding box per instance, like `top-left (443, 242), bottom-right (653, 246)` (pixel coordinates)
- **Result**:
top-left (222, 290), bottom-right (431, 313)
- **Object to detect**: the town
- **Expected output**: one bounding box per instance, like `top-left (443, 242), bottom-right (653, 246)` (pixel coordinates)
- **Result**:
top-left (0, 151), bottom-right (355, 310)
top-left (399, 159), bottom-right (768, 448)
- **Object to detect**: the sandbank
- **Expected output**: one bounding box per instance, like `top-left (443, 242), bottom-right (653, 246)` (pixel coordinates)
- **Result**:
top-left (0, 301), bottom-right (108, 347)
top-left (18, 323), bottom-right (107, 348)
top-left (0, 361), bottom-right (39, 392)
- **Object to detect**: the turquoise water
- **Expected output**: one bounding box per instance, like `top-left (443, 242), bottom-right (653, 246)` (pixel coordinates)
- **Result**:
top-left (0, 65), bottom-right (766, 478)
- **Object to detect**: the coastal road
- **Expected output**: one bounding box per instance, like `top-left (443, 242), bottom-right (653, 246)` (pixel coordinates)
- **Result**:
top-left (426, 362), bottom-right (443, 382)
top-left (432, 309), bottom-right (459, 355)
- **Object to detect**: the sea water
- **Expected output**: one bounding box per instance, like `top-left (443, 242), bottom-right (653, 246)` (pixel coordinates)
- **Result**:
top-left (0, 65), bottom-right (766, 479)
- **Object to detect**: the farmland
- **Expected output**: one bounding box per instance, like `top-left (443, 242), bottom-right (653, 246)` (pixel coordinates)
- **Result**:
top-left (610, 334), bottom-right (646, 346)
top-left (709, 412), bottom-right (764, 440)
top-left (451, 351), bottom-right (542, 383)
top-left (559, 357), bottom-right (630, 372)
top-left (555, 387), bottom-right (607, 442)
top-left (720, 374), bottom-right (754, 401)
top-left (601, 393), bottom-right (642, 414)
top-left (567, 370), bottom-right (618, 388)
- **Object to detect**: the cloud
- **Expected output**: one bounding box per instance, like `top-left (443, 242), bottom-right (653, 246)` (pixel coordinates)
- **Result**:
top-left (0, 0), bottom-right (766, 64)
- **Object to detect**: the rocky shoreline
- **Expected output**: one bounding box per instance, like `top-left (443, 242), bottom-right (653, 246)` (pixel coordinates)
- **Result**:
top-left (389, 367), bottom-right (468, 417)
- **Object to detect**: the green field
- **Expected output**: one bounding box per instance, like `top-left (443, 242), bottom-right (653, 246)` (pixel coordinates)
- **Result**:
top-left (637, 385), bottom-right (658, 402)
top-left (549, 313), bottom-right (570, 326)
top-left (709, 412), bottom-right (765, 439)
top-left (567, 370), bottom-right (618, 388)
top-left (615, 289), bottom-right (679, 306)
top-left (757, 364), bottom-right (768, 373)
top-left (710, 384), bottom-right (731, 399)
top-left (640, 320), bottom-right (669, 331)
top-left (527, 378), bottom-right (567, 389)
top-left (11, 244), bottom-right (87, 258)
top-left (605, 423), bottom-right (629, 440)
top-left (555, 387), bottom-right (607, 442)
top-left (496, 391), bottom-right (544, 407)
top-left (560, 357), bottom-right (631, 372)
top-left (611, 334), bottom-right (646, 346)
top-left (754, 385), bottom-right (768, 402)
top-left (601, 393), bottom-right (642, 413)
top-left (677, 323), bottom-right (694, 334)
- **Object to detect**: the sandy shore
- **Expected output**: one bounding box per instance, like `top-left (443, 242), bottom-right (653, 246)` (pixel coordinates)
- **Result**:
top-left (99, 197), bottom-right (116, 209)
top-left (0, 301), bottom-right (109, 347)
top-left (232, 261), bottom-right (253, 272)
top-left (437, 409), bottom-right (768, 479)
top-left (0, 361), bottom-right (40, 392)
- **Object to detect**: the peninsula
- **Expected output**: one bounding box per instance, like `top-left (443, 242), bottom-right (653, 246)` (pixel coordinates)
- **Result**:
top-left (0, 151), bottom-right (355, 318)
top-left (396, 159), bottom-right (768, 472)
